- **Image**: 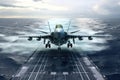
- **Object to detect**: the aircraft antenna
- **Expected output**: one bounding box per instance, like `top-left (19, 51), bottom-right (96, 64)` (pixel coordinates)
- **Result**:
top-left (67, 20), bottom-right (71, 33)
top-left (48, 21), bottom-right (51, 33)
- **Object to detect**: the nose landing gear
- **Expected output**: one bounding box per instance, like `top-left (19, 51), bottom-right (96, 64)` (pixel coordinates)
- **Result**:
top-left (58, 47), bottom-right (61, 51)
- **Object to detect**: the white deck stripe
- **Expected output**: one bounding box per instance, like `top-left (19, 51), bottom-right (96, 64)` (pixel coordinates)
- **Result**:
top-left (74, 55), bottom-right (91, 80)
top-left (71, 53), bottom-right (84, 80)
top-left (15, 66), bottom-right (29, 77)
top-left (27, 53), bottom-right (45, 80)
top-left (34, 55), bottom-right (47, 80)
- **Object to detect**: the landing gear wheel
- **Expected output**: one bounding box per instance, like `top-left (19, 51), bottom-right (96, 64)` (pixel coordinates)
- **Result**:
top-left (45, 44), bottom-right (51, 48)
top-left (67, 44), bottom-right (69, 48)
top-left (67, 43), bottom-right (73, 48)
top-left (70, 43), bottom-right (73, 48)
top-left (45, 44), bottom-right (48, 48)
top-left (48, 44), bottom-right (51, 48)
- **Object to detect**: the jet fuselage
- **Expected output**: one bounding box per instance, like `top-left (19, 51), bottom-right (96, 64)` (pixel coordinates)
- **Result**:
top-left (50, 24), bottom-right (68, 46)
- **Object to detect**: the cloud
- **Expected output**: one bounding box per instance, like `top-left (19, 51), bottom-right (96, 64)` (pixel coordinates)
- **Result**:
top-left (0, 0), bottom-right (68, 11)
top-left (0, 0), bottom-right (70, 18)
top-left (93, 4), bottom-right (109, 15)
top-left (0, 0), bottom-right (98, 18)
top-left (1, 0), bottom-right (120, 18)
top-left (33, 0), bottom-right (42, 2)
top-left (0, 0), bottom-right (16, 6)
top-left (93, 0), bottom-right (120, 16)
top-left (0, 3), bottom-right (17, 7)
top-left (0, 3), bottom-right (28, 8)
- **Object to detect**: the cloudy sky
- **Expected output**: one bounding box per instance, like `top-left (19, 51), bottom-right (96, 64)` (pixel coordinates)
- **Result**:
top-left (0, 0), bottom-right (120, 18)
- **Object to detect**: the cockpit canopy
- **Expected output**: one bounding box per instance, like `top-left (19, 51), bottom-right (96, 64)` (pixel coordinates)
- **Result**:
top-left (55, 24), bottom-right (63, 29)
top-left (55, 24), bottom-right (64, 32)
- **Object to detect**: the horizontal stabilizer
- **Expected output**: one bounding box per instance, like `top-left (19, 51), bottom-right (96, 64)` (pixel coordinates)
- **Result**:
top-left (39, 30), bottom-right (49, 34)
top-left (70, 30), bottom-right (80, 34)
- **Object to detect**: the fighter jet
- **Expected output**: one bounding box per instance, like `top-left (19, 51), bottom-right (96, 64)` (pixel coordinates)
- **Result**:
top-left (21, 23), bottom-right (109, 50)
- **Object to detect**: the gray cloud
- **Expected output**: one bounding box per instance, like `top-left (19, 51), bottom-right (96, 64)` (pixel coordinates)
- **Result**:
top-left (0, 0), bottom-right (25, 8)
top-left (104, 1), bottom-right (120, 15)
top-left (33, 0), bottom-right (42, 2)
top-left (0, 0), bottom-right (16, 5)
top-left (0, 0), bottom-right (120, 18)
top-left (93, 0), bottom-right (120, 17)
top-left (0, 3), bottom-right (28, 8)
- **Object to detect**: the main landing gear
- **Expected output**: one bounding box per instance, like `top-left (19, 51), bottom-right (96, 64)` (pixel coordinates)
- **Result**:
top-left (67, 41), bottom-right (73, 48)
top-left (45, 41), bottom-right (51, 48)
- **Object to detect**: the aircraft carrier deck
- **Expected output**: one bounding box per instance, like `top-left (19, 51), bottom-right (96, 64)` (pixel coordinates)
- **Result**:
top-left (11, 48), bottom-right (106, 80)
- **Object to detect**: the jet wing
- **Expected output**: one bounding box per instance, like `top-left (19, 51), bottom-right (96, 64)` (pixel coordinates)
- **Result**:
top-left (67, 34), bottom-right (111, 40)
top-left (19, 35), bottom-right (50, 38)
top-left (19, 35), bottom-right (51, 41)
top-left (39, 30), bottom-right (49, 34)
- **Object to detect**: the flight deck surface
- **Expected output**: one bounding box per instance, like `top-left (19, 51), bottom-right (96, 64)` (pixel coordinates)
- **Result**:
top-left (12, 49), bottom-right (105, 80)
